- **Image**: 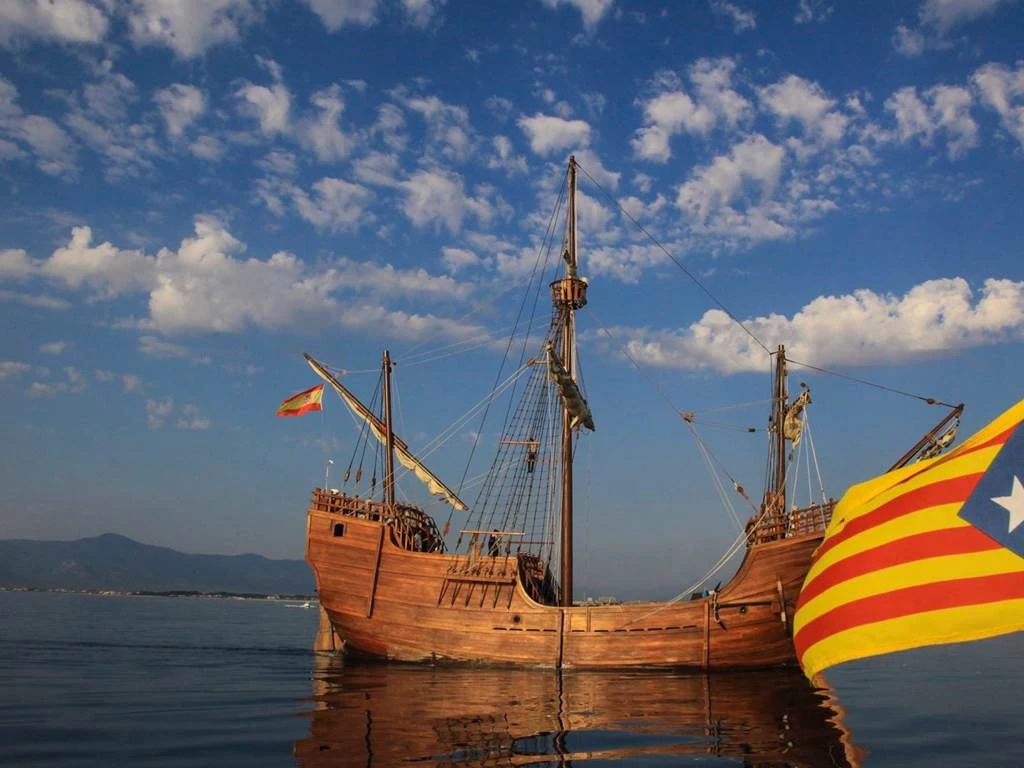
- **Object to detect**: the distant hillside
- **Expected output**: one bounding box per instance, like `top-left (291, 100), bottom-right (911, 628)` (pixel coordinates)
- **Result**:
top-left (0, 533), bottom-right (315, 595)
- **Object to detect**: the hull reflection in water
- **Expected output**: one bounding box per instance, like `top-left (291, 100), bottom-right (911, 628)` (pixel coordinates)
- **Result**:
top-left (294, 656), bottom-right (862, 766)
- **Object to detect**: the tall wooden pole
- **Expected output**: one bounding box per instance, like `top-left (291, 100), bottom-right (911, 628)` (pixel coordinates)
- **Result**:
top-left (382, 349), bottom-right (396, 508)
top-left (560, 157), bottom-right (578, 607)
top-left (774, 345), bottom-right (787, 531)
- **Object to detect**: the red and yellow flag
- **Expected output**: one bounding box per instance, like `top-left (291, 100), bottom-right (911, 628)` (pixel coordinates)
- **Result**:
top-left (794, 399), bottom-right (1024, 679)
top-left (276, 384), bottom-right (324, 417)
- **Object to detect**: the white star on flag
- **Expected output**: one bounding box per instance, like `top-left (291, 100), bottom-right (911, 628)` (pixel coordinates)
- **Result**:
top-left (992, 475), bottom-right (1024, 534)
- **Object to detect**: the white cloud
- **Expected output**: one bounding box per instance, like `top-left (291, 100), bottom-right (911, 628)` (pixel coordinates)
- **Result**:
top-left (42, 225), bottom-right (154, 297)
top-left (794, 0), bottom-right (834, 23)
top-left (0, 289), bottom-right (72, 310)
top-left (441, 247), bottom-right (480, 273)
top-left (395, 91), bottom-right (476, 162)
top-left (709, 0), bottom-right (756, 32)
top-left (289, 177), bottom-right (374, 232)
top-left (486, 135), bottom-right (528, 175)
top-left (400, 168), bottom-right (493, 233)
top-left (0, 0), bottom-right (108, 46)
top-left (297, 84), bottom-right (356, 161)
top-left (539, 0), bottom-right (615, 30)
top-left (0, 77), bottom-right (77, 175)
top-left (885, 85), bottom-right (978, 159)
top-left (920, 0), bottom-right (1007, 34)
top-left (34, 215), bottom-right (475, 338)
top-left (40, 340), bottom-right (67, 355)
top-left (893, 24), bottom-right (925, 57)
top-left (759, 75), bottom-right (848, 145)
top-left (190, 134), bottom-right (225, 160)
top-left (676, 133), bottom-right (785, 223)
top-left (619, 277), bottom-right (1024, 373)
top-left (146, 397), bottom-right (174, 428)
top-left (125, 0), bottom-right (263, 58)
top-left (573, 148), bottom-right (620, 190)
top-left (518, 113), bottom-right (591, 155)
top-left (0, 248), bottom-right (38, 278)
top-left (302, 0), bottom-right (380, 30)
top-left (402, 0), bottom-right (446, 28)
top-left (236, 58), bottom-right (291, 136)
top-left (0, 361), bottom-right (32, 381)
top-left (632, 59), bottom-right (751, 162)
top-left (139, 336), bottom-right (192, 359)
top-left (176, 404), bottom-right (210, 430)
top-left (28, 365), bottom-right (87, 397)
top-left (973, 61), bottom-right (1024, 148)
top-left (122, 374), bottom-right (143, 393)
top-left (153, 83), bottom-right (206, 138)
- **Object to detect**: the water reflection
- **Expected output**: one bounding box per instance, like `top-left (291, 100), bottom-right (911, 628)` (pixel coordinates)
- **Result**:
top-left (295, 656), bottom-right (861, 766)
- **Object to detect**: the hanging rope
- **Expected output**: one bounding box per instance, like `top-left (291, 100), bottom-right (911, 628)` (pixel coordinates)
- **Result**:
top-left (787, 358), bottom-right (959, 408)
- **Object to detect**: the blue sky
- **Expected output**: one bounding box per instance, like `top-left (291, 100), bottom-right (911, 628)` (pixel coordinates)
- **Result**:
top-left (1, 0), bottom-right (1022, 598)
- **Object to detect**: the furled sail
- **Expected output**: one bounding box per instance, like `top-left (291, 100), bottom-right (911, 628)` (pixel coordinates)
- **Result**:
top-left (918, 421), bottom-right (959, 460)
top-left (783, 388), bottom-right (812, 448)
top-left (545, 341), bottom-right (595, 432)
top-left (304, 354), bottom-right (469, 511)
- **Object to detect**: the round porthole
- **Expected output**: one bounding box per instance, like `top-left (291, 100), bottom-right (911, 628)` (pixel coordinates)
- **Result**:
top-left (512, 614), bottom-right (522, 624)
top-left (738, 605), bottom-right (748, 615)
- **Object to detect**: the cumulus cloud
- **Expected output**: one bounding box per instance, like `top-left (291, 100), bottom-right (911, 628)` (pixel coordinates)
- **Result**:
top-left (794, 0), bottom-right (834, 23)
top-left (632, 59), bottom-right (751, 162)
top-left (125, 0), bottom-right (264, 58)
top-left (146, 397), bottom-right (174, 428)
top-left (518, 113), bottom-right (591, 155)
top-left (0, 0), bottom-right (108, 47)
top-left (400, 168), bottom-right (493, 233)
top-left (153, 84), bottom-right (206, 139)
top-left (0, 248), bottom-right (38, 278)
top-left (617, 277), bottom-right (1024, 373)
top-left (236, 58), bottom-right (291, 136)
top-left (302, 0), bottom-right (380, 30)
top-left (176, 404), bottom-right (210, 430)
top-left (973, 61), bottom-right (1024, 148)
top-left (893, 0), bottom-right (1010, 57)
top-left (28, 365), bottom-right (87, 397)
top-left (539, 0), bottom-right (615, 30)
top-left (759, 75), bottom-right (848, 146)
top-left (0, 361), bottom-right (32, 381)
top-left (31, 215), bottom-right (478, 341)
top-left (39, 340), bottom-right (67, 355)
top-left (394, 91), bottom-right (475, 162)
top-left (297, 84), bottom-right (357, 161)
top-left (885, 85), bottom-right (978, 158)
top-left (289, 177), bottom-right (374, 232)
top-left (402, 0), bottom-right (446, 28)
top-left (0, 77), bottom-right (77, 176)
top-left (709, 0), bottom-right (756, 32)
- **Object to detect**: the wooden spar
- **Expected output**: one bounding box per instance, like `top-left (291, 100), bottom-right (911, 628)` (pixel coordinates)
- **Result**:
top-left (560, 156), bottom-right (578, 607)
top-left (887, 402), bottom-right (965, 471)
top-left (382, 350), bottom-right (396, 507)
top-left (775, 345), bottom-right (787, 520)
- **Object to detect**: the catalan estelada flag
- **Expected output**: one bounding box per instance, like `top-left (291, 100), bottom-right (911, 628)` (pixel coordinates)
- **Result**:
top-left (276, 384), bottom-right (324, 417)
top-left (794, 399), bottom-right (1024, 679)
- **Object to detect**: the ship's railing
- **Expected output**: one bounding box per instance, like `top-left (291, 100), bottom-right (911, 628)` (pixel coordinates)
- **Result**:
top-left (749, 499), bottom-right (836, 545)
top-left (309, 489), bottom-right (445, 552)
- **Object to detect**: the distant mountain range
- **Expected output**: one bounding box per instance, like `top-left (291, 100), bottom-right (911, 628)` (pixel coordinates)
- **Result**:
top-left (0, 533), bottom-right (315, 595)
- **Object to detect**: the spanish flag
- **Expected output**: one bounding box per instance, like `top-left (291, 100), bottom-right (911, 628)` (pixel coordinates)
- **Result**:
top-left (276, 384), bottom-right (324, 417)
top-left (794, 399), bottom-right (1024, 679)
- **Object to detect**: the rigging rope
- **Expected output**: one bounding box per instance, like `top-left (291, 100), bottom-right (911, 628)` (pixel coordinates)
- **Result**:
top-left (786, 358), bottom-right (959, 407)
top-left (576, 161), bottom-right (771, 357)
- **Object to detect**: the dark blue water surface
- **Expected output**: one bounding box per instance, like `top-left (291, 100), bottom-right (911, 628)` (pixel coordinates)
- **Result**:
top-left (1, 590), bottom-right (1021, 766)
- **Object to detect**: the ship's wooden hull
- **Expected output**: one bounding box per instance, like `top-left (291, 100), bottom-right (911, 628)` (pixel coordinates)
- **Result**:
top-left (306, 504), bottom-right (823, 668)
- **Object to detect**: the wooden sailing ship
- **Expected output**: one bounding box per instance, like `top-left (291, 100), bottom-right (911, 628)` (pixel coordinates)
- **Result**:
top-left (302, 157), bottom-right (884, 668)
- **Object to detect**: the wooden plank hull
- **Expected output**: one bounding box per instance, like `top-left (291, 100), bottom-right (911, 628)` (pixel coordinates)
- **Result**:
top-left (306, 505), bottom-right (823, 669)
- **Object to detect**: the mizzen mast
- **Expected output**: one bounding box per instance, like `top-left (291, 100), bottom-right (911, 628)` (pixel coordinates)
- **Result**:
top-left (382, 350), bottom-right (396, 507)
top-left (551, 155), bottom-right (588, 606)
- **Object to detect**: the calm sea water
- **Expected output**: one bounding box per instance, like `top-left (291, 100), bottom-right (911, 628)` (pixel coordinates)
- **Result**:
top-left (1, 591), bottom-right (1021, 766)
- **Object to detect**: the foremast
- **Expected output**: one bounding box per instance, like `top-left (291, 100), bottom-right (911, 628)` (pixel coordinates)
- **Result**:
top-left (551, 155), bottom-right (588, 606)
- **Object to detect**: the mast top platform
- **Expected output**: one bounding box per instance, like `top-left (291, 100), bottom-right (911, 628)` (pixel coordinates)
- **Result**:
top-left (550, 277), bottom-right (588, 310)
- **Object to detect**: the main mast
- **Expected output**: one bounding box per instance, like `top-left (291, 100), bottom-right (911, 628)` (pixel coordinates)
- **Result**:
top-left (552, 156), bottom-right (587, 606)
top-left (382, 349), bottom-right (396, 507)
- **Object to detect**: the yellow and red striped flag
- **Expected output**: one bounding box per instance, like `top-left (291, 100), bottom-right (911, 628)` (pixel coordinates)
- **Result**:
top-left (794, 399), bottom-right (1024, 679)
top-left (276, 384), bottom-right (324, 417)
